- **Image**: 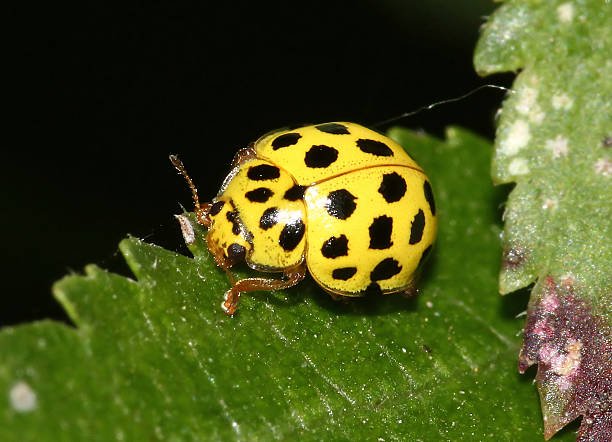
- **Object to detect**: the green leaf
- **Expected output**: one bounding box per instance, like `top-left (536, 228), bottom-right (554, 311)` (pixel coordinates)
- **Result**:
top-left (475, 0), bottom-right (611, 440)
top-left (1, 128), bottom-right (572, 441)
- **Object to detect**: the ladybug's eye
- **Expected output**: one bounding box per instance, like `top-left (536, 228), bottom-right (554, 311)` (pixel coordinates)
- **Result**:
top-left (208, 201), bottom-right (225, 217)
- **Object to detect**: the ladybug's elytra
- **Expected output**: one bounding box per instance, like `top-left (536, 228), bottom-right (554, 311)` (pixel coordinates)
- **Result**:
top-left (171, 122), bottom-right (437, 315)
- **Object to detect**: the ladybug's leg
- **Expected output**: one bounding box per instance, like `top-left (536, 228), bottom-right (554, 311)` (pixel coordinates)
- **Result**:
top-left (399, 281), bottom-right (418, 298)
top-left (222, 264), bottom-right (306, 315)
top-left (327, 292), bottom-right (344, 301)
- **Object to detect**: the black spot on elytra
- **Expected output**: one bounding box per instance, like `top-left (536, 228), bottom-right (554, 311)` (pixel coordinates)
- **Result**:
top-left (378, 172), bottom-right (407, 203)
top-left (209, 200), bottom-right (225, 216)
top-left (245, 187), bottom-right (274, 203)
top-left (370, 258), bottom-right (402, 281)
top-left (321, 234), bottom-right (349, 258)
top-left (284, 184), bottom-right (306, 201)
top-left (315, 123), bottom-right (350, 135)
top-left (423, 181), bottom-right (436, 215)
top-left (418, 245), bottom-right (432, 267)
top-left (356, 138), bottom-right (393, 157)
top-left (364, 282), bottom-right (382, 296)
top-left (304, 145), bottom-right (339, 168)
top-left (325, 189), bottom-right (357, 219)
top-left (368, 216), bottom-right (393, 249)
top-left (227, 243), bottom-right (246, 263)
top-left (259, 207), bottom-right (279, 230)
top-left (279, 219), bottom-right (305, 251)
top-left (409, 209), bottom-right (425, 245)
top-left (226, 210), bottom-right (241, 235)
top-left (247, 164), bottom-right (280, 181)
top-left (332, 267), bottom-right (357, 280)
top-left (272, 132), bottom-right (301, 150)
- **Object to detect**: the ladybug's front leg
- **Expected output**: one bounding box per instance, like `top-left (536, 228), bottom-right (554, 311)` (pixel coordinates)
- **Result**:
top-left (222, 264), bottom-right (306, 315)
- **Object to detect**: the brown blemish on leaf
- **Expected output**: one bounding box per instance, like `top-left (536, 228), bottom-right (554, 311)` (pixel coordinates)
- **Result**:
top-left (502, 246), bottom-right (529, 271)
top-left (602, 136), bottom-right (612, 148)
top-left (519, 276), bottom-right (612, 441)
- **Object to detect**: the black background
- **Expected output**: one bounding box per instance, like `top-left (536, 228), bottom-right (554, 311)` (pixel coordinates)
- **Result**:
top-left (4, 1), bottom-right (511, 325)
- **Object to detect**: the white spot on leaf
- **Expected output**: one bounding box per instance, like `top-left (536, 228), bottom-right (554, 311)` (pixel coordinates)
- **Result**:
top-left (9, 381), bottom-right (37, 412)
top-left (175, 214), bottom-right (196, 245)
top-left (515, 87), bottom-right (538, 115)
top-left (557, 3), bottom-right (575, 23)
top-left (541, 290), bottom-right (560, 312)
top-left (501, 120), bottom-right (531, 155)
top-left (542, 197), bottom-right (558, 210)
top-left (551, 93), bottom-right (574, 110)
top-left (529, 109), bottom-right (545, 124)
top-left (508, 158), bottom-right (530, 176)
top-left (545, 136), bottom-right (569, 158)
top-left (594, 158), bottom-right (611, 176)
top-left (514, 87), bottom-right (545, 124)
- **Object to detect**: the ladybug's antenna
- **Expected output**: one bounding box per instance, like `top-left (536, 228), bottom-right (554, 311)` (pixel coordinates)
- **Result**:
top-left (169, 154), bottom-right (210, 226)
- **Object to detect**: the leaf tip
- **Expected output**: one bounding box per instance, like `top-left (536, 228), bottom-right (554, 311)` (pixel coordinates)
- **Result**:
top-left (52, 276), bottom-right (81, 326)
top-left (519, 276), bottom-right (612, 440)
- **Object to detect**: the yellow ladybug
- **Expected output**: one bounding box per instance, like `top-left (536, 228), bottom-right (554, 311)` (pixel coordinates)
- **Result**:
top-left (171, 122), bottom-right (437, 315)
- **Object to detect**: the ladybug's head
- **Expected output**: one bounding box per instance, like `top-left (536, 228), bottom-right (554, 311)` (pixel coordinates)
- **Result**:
top-left (170, 154), bottom-right (251, 269)
top-left (203, 198), bottom-right (251, 269)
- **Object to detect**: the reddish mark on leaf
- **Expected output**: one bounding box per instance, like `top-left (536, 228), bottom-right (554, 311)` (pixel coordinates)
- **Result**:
top-left (533, 320), bottom-right (555, 339)
top-left (519, 276), bottom-right (612, 440)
